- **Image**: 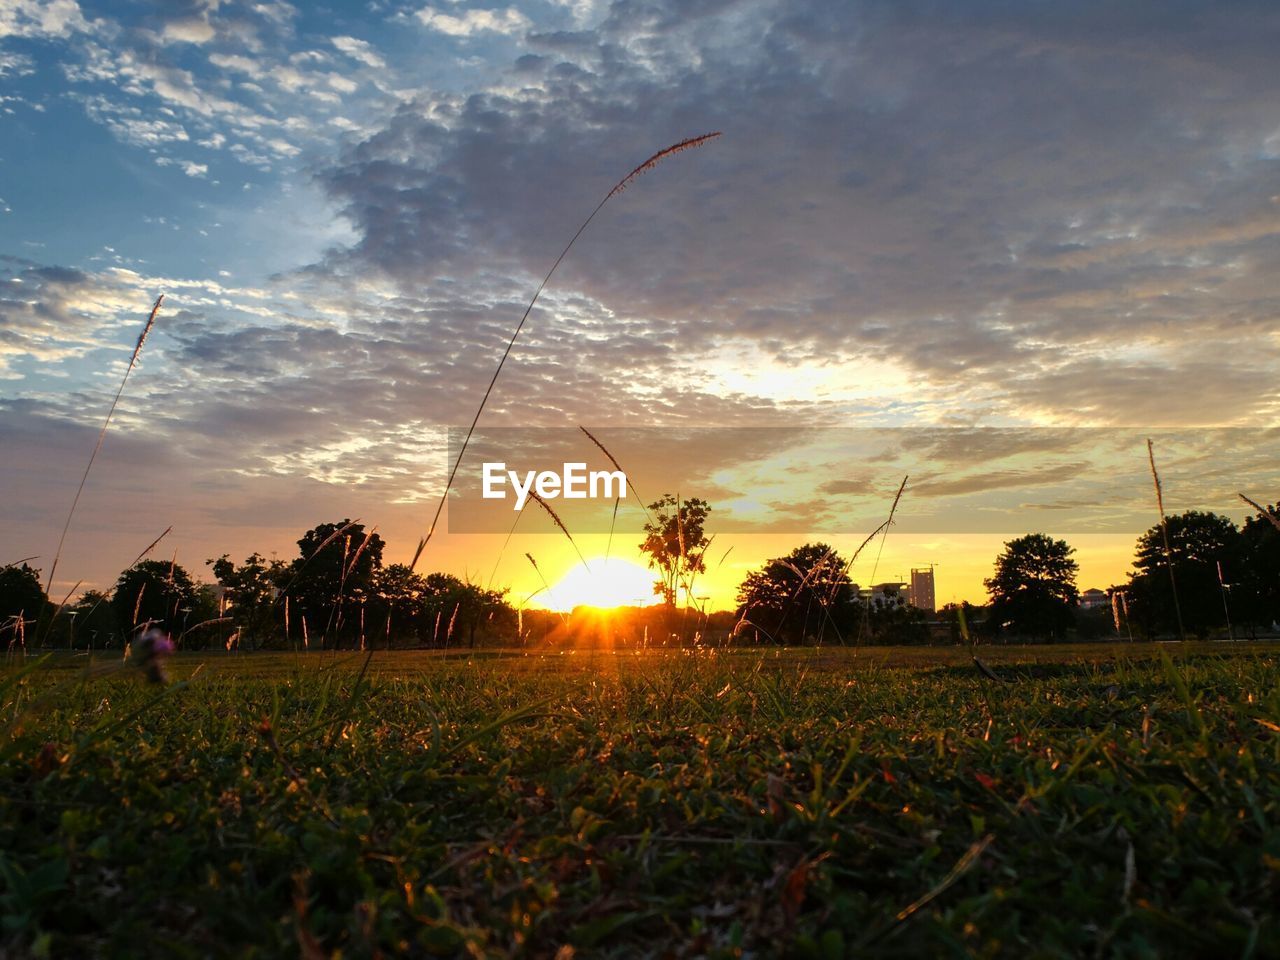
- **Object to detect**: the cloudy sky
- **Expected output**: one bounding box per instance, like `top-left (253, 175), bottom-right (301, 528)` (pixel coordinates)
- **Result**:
top-left (2, 0), bottom-right (1278, 609)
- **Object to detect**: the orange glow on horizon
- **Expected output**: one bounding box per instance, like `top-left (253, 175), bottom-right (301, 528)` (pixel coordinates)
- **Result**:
top-left (451, 531), bottom-right (1138, 614)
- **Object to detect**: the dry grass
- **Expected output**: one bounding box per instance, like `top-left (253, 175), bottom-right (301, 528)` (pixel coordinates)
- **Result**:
top-left (37, 293), bottom-right (165, 647)
top-left (527, 490), bottom-right (590, 570)
top-left (41, 295), bottom-right (164, 636)
top-left (1240, 492), bottom-right (1280, 533)
top-left (1146, 438), bottom-right (1186, 640)
top-left (410, 134), bottom-right (722, 571)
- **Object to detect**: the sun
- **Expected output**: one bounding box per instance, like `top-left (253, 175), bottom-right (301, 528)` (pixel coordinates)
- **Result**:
top-left (544, 557), bottom-right (659, 612)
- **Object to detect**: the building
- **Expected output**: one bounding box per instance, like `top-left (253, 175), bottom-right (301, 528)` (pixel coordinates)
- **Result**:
top-left (909, 567), bottom-right (936, 613)
top-left (1079, 588), bottom-right (1108, 610)
top-left (852, 582), bottom-right (908, 606)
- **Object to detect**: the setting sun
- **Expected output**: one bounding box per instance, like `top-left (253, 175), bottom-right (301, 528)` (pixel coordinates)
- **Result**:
top-left (544, 557), bottom-right (660, 611)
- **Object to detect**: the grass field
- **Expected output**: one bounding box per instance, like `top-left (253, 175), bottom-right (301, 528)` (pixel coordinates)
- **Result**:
top-left (3, 642), bottom-right (1279, 958)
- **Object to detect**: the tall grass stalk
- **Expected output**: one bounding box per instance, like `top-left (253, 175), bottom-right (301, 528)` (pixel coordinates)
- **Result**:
top-left (274, 518), bottom-right (361, 611)
top-left (577, 426), bottom-right (651, 562)
top-left (485, 501), bottom-right (529, 590)
top-left (527, 490), bottom-right (590, 570)
top-left (53, 527), bottom-right (174, 649)
top-left (866, 475), bottom-right (908, 586)
top-left (858, 475), bottom-right (909, 645)
top-left (44, 295), bottom-right (164, 605)
top-left (1146, 439), bottom-right (1185, 640)
top-left (577, 427), bottom-right (655, 526)
top-left (523, 552), bottom-right (565, 624)
top-left (576, 427), bottom-right (711, 616)
top-left (409, 134), bottom-right (722, 571)
top-left (1239, 492), bottom-right (1280, 533)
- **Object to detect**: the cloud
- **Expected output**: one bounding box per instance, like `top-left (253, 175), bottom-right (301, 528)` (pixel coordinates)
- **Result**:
top-left (316, 0), bottom-right (1280, 428)
top-left (161, 16), bottom-right (215, 44)
top-left (155, 157), bottom-right (209, 177)
top-left (0, 49), bottom-right (33, 75)
top-left (0, 0), bottom-right (90, 39)
top-left (331, 35), bottom-right (386, 69)
top-left (819, 477), bottom-right (876, 497)
top-left (911, 463), bottom-right (1093, 500)
top-left (208, 52), bottom-right (261, 76)
top-left (414, 6), bottom-right (531, 37)
top-left (70, 42), bottom-right (257, 123)
top-left (24, 2), bottom-right (401, 178)
top-left (251, 1), bottom-right (297, 27)
top-left (0, 258), bottom-right (142, 378)
top-left (82, 96), bottom-right (190, 146)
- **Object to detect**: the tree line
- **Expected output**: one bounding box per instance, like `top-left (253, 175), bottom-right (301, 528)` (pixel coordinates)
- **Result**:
top-left (3, 498), bottom-right (1277, 650)
top-left (0, 519), bottom-right (512, 651)
top-left (974, 506), bottom-right (1280, 642)
top-left (726, 504), bottom-right (1280, 644)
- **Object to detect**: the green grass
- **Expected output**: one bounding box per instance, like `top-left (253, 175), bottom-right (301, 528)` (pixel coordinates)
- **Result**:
top-left (3, 643), bottom-right (1279, 957)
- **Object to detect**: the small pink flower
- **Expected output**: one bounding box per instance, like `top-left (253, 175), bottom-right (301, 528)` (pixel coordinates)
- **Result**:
top-left (132, 627), bottom-right (175, 684)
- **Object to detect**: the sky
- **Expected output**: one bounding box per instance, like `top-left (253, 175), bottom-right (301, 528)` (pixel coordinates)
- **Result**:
top-left (2, 0), bottom-right (1278, 611)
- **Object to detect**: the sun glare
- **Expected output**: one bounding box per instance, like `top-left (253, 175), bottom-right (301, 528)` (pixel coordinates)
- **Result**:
top-left (545, 557), bottom-right (659, 612)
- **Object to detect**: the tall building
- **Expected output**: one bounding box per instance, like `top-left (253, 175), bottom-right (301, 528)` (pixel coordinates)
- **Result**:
top-left (909, 567), bottom-right (936, 613)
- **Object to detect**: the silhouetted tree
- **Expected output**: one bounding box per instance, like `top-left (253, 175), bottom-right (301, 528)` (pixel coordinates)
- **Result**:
top-left (861, 590), bottom-right (931, 644)
top-left (1237, 501), bottom-right (1280, 635)
top-left (1127, 511), bottom-right (1240, 639)
top-left (70, 589), bottom-right (123, 649)
top-left (334, 563), bottom-right (515, 648)
top-left (640, 495), bottom-right (712, 607)
top-left (373, 563), bottom-right (429, 645)
top-left (0, 563), bottom-right (47, 648)
top-left (940, 601), bottom-right (987, 644)
top-left (985, 534), bottom-right (1079, 641)
top-left (736, 543), bottom-right (856, 644)
top-left (110, 560), bottom-right (201, 638)
top-left (285, 520), bottom-right (384, 648)
top-left (418, 573), bottom-right (512, 648)
top-left (1074, 605), bottom-right (1116, 641)
top-left (208, 552), bottom-right (288, 648)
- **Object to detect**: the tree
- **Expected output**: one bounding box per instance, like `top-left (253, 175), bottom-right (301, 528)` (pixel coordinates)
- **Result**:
top-left (285, 519), bottom-right (385, 648)
top-left (1126, 511), bottom-right (1241, 639)
top-left (639, 495), bottom-right (712, 607)
top-left (374, 563), bottom-right (429, 645)
top-left (861, 590), bottom-right (931, 645)
top-left (1237, 501), bottom-right (1280, 635)
top-left (736, 542), bottom-right (856, 644)
top-left (68, 590), bottom-right (123, 649)
top-left (418, 574), bottom-right (513, 649)
top-left (208, 552), bottom-right (288, 648)
top-left (941, 601), bottom-right (986, 644)
top-left (984, 534), bottom-right (1079, 641)
top-left (0, 563), bottom-right (47, 647)
top-left (110, 560), bottom-right (201, 638)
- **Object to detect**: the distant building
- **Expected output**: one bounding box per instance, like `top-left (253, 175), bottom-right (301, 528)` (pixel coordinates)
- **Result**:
top-left (909, 567), bottom-right (936, 613)
top-left (852, 582), bottom-right (907, 606)
top-left (1079, 588), bottom-right (1108, 610)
